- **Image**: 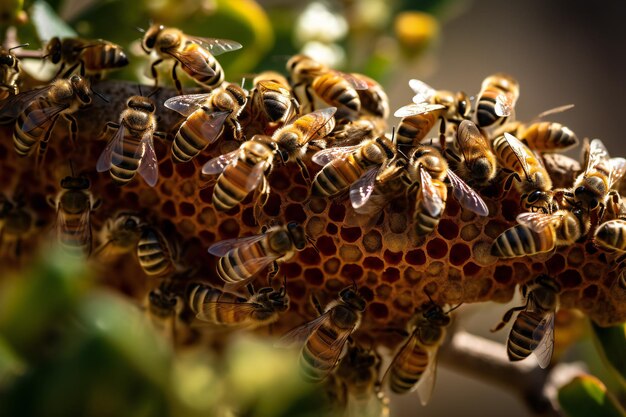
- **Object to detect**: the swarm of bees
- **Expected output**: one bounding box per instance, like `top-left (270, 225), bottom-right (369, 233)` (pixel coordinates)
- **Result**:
top-left (1, 23), bottom-right (626, 416)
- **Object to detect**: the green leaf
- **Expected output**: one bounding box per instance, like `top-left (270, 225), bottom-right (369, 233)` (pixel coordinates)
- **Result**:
top-left (30, 0), bottom-right (77, 41)
top-left (591, 321), bottom-right (626, 387)
top-left (558, 374), bottom-right (626, 417)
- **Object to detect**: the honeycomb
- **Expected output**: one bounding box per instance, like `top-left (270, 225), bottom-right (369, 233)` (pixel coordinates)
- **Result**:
top-left (0, 78), bottom-right (624, 339)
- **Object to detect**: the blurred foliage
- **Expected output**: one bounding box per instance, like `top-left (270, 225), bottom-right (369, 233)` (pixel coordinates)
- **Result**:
top-left (591, 321), bottom-right (626, 388)
top-left (558, 374), bottom-right (626, 417)
top-left (0, 247), bottom-right (329, 417)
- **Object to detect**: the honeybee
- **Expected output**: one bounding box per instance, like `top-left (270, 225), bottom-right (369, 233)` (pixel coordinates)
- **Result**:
top-left (409, 79), bottom-right (471, 122)
top-left (353, 73), bottom-right (389, 119)
top-left (207, 222), bottom-right (307, 289)
top-left (490, 216), bottom-right (560, 259)
top-left (452, 119), bottom-right (497, 185)
top-left (248, 72), bottom-right (298, 128)
top-left (145, 282), bottom-right (183, 342)
top-left (0, 45), bottom-right (26, 100)
top-left (0, 193), bottom-right (34, 257)
top-left (493, 133), bottom-right (556, 213)
top-left (516, 208), bottom-right (590, 247)
top-left (136, 226), bottom-right (180, 279)
top-left (94, 212), bottom-right (144, 257)
top-left (187, 278), bottom-right (289, 328)
top-left (493, 105), bottom-right (578, 152)
top-left (48, 175), bottom-right (101, 257)
top-left (384, 302), bottom-right (451, 404)
top-left (566, 138), bottom-right (626, 213)
top-left (141, 24), bottom-right (242, 92)
top-left (475, 72), bottom-right (520, 128)
top-left (202, 136), bottom-right (276, 216)
top-left (491, 274), bottom-right (560, 368)
top-left (287, 54), bottom-right (367, 119)
top-left (594, 219), bottom-right (626, 252)
top-left (45, 37), bottom-right (128, 78)
top-left (311, 135), bottom-right (396, 198)
top-left (393, 102), bottom-right (446, 148)
top-left (278, 285), bottom-right (367, 383)
top-left (96, 95), bottom-right (162, 187)
top-left (2, 75), bottom-right (92, 161)
top-left (165, 82), bottom-right (248, 163)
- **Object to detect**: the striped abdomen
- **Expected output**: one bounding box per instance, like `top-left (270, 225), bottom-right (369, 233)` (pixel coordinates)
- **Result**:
top-left (109, 131), bottom-right (142, 186)
top-left (81, 44), bottom-right (128, 73)
top-left (476, 88), bottom-right (508, 127)
top-left (172, 108), bottom-right (223, 163)
top-left (414, 180), bottom-right (447, 238)
top-left (188, 283), bottom-right (248, 324)
top-left (520, 122), bottom-right (577, 152)
top-left (13, 100), bottom-right (56, 157)
top-left (312, 155), bottom-right (366, 197)
top-left (58, 210), bottom-right (91, 256)
top-left (507, 311), bottom-right (544, 361)
top-left (217, 239), bottom-right (274, 284)
top-left (137, 228), bottom-right (175, 278)
top-left (396, 112), bottom-right (440, 147)
top-left (388, 337), bottom-right (429, 394)
top-left (491, 224), bottom-right (556, 258)
top-left (594, 220), bottom-right (626, 252)
top-left (312, 72), bottom-right (360, 115)
top-left (179, 43), bottom-right (224, 90)
top-left (213, 158), bottom-right (259, 211)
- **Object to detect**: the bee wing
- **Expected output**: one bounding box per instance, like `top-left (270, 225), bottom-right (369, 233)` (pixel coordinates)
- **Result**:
top-left (408, 79), bottom-right (437, 104)
top-left (201, 148), bottom-right (240, 175)
top-left (503, 133), bottom-right (533, 181)
top-left (311, 145), bottom-right (361, 166)
top-left (276, 312), bottom-right (332, 348)
top-left (186, 36), bottom-right (243, 56)
top-left (166, 48), bottom-right (216, 77)
top-left (494, 92), bottom-right (515, 117)
top-left (245, 161), bottom-right (269, 192)
top-left (0, 85), bottom-right (54, 124)
top-left (96, 124), bottom-right (125, 172)
top-left (198, 111), bottom-right (230, 144)
top-left (207, 233), bottom-right (267, 257)
top-left (164, 93), bottom-right (212, 117)
top-left (341, 72), bottom-right (368, 90)
top-left (296, 107), bottom-right (338, 143)
top-left (415, 348), bottom-right (439, 406)
top-left (196, 301), bottom-right (258, 323)
top-left (532, 311), bottom-right (555, 369)
top-left (516, 212), bottom-right (562, 232)
top-left (21, 103), bottom-right (68, 133)
top-left (420, 166), bottom-right (444, 217)
top-left (393, 103), bottom-right (445, 118)
top-left (536, 103), bottom-right (575, 120)
top-left (136, 136), bottom-right (159, 187)
top-left (585, 138), bottom-right (609, 175)
top-left (350, 167), bottom-right (378, 209)
top-left (456, 121), bottom-right (489, 165)
top-left (446, 169), bottom-right (489, 216)
top-left (608, 157), bottom-right (626, 189)
top-left (57, 207), bottom-right (92, 253)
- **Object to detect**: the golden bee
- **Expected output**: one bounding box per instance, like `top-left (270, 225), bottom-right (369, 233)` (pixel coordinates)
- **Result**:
top-left (202, 135), bottom-right (276, 216)
top-left (565, 138), bottom-right (626, 213)
top-left (136, 226), bottom-right (179, 279)
top-left (286, 54), bottom-right (367, 119)
top-left (187, 278), bottom-right (289, 328)
top-left (492, 132), bottom-right (556, 213)
top-left (513, 208), bottom-right (590, 250)
top-left (94, 211), bottom-right (144, 257)
top-left (165, 82), bottom-right (248, 163)
top-left (141, 24), bottom-right (241, 92)
top-left (45, 37), bottom-right (128, 78)
top-left (0, 192), bottom-right (34, 258)
top-left (1, 75), bottom-right (92, 162)
top-left (311, 134), bottom-right (396, 198)
top-left (384, 302), bottom-right (451, 404)
top-left (0, 45), bottom-right (26, 100)
top-left (278, 285), bottom-right (367, 383)
top-left (353, 73), bottom-right (389, 120)
top-left (451, 119), bottom-right (497, 185)
top-left (594, 219), bottom-right (626, 252)
top-left (207, 222), bottom-right (307, 289)
top-left (475, 72), bottom-right (519, 128)
top-left (145, 282), bottom-right (183, 342)
top-left (491, 274), bottom-right (560, 368)
top-left (393, 102), bottom-right (446, 148)
top-left (248, 71), bottom-right (299, 128)
top-left (96, 95), bottom-right (162, 187)
top-left (409, 78), bottom-right (471, 122)
top-left (48, 174), bottom-right (101, 257)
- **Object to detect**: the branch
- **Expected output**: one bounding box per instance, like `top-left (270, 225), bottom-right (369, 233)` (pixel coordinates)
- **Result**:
top-left (438, 330), bottom-right (586, 417)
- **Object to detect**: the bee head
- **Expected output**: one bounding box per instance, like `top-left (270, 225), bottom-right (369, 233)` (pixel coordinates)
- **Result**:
top-left (70, 75), bottom-right (92, 105)
top-left (142, 24), bottom-right (165, 52)
top-left (60, 175), bottom-right (90, 190)
top-left (0, 53), bottom-right (15, 67)
top-left (339, 286), bottom-right (366, 312)
top-left (45, 37), bottom-right (63, 64)
top-left (128, 95), bottom-right (156, 113)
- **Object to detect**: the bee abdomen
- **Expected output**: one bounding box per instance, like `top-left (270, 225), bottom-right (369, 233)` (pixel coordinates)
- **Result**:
top-left (216, 243), bottom-right (267, 284)
top-left (595, 220), bottom-right (626, 252)
top-left (521, 122), bottom-right (577, 151)
top-left (491, 225), bottom-right (556, 258)
top-left (173, 116), bottom-right (217, 163)
top-left (476, 91), bottom-right (503, 127)
top-left (396, 114), bottom-right (438, 146)
top-left (137, 229), bottom-right (174, 277)
top-left (507, 312), bottom-right (543, 361)
top-left (300, 326), bottom-right (342, 383)
top-left (389, 347), bottom-right (429, 394)
top-left (312, 161), bottom-right (362, 196)
top-left (212, 163), bottom-right (256, 211)
top-left (312, 74), bottom-right (360, 114)
top-left (414, 211), bottom-right (439, 238)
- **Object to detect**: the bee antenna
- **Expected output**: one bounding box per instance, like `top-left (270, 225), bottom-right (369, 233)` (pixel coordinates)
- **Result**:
top-left (147, 87), bottom-right (160, 98)
top-left (8, 43), bottom-right (29, 52)
top-left (446, 303), bottom-right (463, 314)
top-left (424, 290), bottom-right (435, 305)
top-left (91, 88), bottom-right (109, 103)
top-left (306, 235), bottom-right (320, 255)
top-left (240, 77), bottom-right (246, 89)
top-left (137, 84), bottom-right (143, 96)
top-left (397, 148), bottom-right (409, 160)
top-left (390, 126), bottom-right (396, 144)
top-left (68, 159), bottom-right (76, 177)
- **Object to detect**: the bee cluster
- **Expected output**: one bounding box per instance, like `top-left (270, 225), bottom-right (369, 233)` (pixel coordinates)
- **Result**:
top-left (0, 24), bottom-right (625, 415)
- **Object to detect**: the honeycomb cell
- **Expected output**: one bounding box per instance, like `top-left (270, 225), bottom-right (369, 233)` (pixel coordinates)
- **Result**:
top-left (463, 277), bottom-right (493, 299)
top-left (179, 202), bottom-right (196, 217)
top-left (375, 283), bottom-right (393, 299)
top-left (308, 197), bottom-right (327, 214)
top-left (363, 256), bottom-right (385, 270)
top-left (218, 218), bottom-right (240, 239)
top-left (362, 230), bottom-right (383, 253)
top-left (263, 194), bottom-right (281, 217)
top-left (427, 261), bottom-right (443, 276)
top-left (393, 291), bottom-right (413, 311)
top-left (178, 218), bottom-right (196, 236)
top-left (241, 207), bottom-right (257, 228)
top-left (383, 250), bottom-right (403, 265)
top-left (472, 241), bottom-right (497, 266)
top-left (460, 209), bottom-right (476, 222)
top-left (316, 235), bottom-right (337, 256)
top-left (566, 246), bottom-right (584, 267)
top-left (382, 267), bottom-right (400, 283)
top-left (501, 199), bottom-right (519, 222)
top-left (484, 219), bottom-right (509, 239)
top-left (285, 203), bottom-right (307, 223)
top-left (198, 187), bottom-right (212, 204)
top-left (384, 233), bottom-right (409, 252)
top-left (404, 267), bottom-right (422, 283)
top-left (445, 198), bottom-right (460, 217)
top-left (270, 170), bottom-right (290, 191)
top-left (513, 262), bottom-right (531, 282)
top-left (463, 262), bottom-right (480, 276)
top-left (405, 249), bottom-right (426, 266)
top-left (160, 159), bottom-right (173, 178)
top-left (304, 268), bottom-right (324, 286)
top-left (328, 202), bottom-right (346, 222)
top-left (299, 248), bottom-right (322, 265)
top-left (162, 200), bottom-right (177, 217)
top-left (424, 282), bottom-right (438, 296)
top-left (340, 226), bottom-right (362, 243)
top-left (449, 243), bottom-right (471, 266)
top-left (582, 262), bottom-right (603, 281)
top-left (460, 224), bottom-right (480, 241)
top-left (388, 212), bottom-right (408, 234)
top-left (282, 262), bottom-right (303, 279)
top-left (546, 254), bottom-right (565, 275)
top-left (288, 186), bottom-right (308, 202)
top-left (359, 286), bottom-right (374, 302)
top-left (494, 265), bottom-right (513, 284)
top-left (305, 216), bottom-right (325, 238)
top-left (325, 223), bottom-right (338, 234)
top-left (558, 269), bottom-right (583, 288)
top-left (583, 284), bottom-right (599, 299)
top-left (138, 188), bottom-right (160, 207)
top-left (442, 281), bottom-right (465, 303)
top-left (426, 238), bottom-right (448, 259)
top-left (369, 302), bottom-right (389, 320)
top-left (197, 207), bottom-right (217, 227)
top-left (438, 219), bottom-right (459, 240)
top-left (288, 279), bottom-right (307, 300)
top-left (339, 244), bottom-right (362, 262)
top-left (323, 258), bottom-right (340, 274)
top-left (175, 162), bottom-right (196, 179)
top-left (340, 264), bottom-right (364, 280)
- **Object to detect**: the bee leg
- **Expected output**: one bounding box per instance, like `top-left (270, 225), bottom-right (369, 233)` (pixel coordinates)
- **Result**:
top-left (296, 158), bottom-right (311, 185)
top-left (171, 61), bottom-right (182, 94)
top-left (61, 62), bottom-right (81, 78)
top-left (438, 117), bottom-right (447, 152)
top-left (268, 261), bottom-right (279, 281)
top-left (53, 62), bottom-right (66, 80)
top-left (150, 59), bottom-right (163, 88)
top-left (230, 118), bottom-right (244, 141)
top-left (36, 116), bottom-right (61, 168)
top-left (310, 293), bottom-right (324, 315)
top-left (63, 114), bottom-right (78, 144)
top-left (490, 304), bottom-right (526, 332)
top-left (98, 122), bottom-right (119, 141)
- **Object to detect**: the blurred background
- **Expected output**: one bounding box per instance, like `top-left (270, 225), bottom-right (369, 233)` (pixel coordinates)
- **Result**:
top-left (1, 0), bottom-right (625, 416)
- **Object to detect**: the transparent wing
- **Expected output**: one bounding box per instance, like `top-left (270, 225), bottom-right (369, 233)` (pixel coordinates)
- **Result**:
top-left (393, 103), bottom-right (445, 118)
top-left (382, 332), bottom-right (418, 388)
top-left (494, 92), bottom-right (515, 117)
top-left (197, 111), bottom-right (230, 144)
top-left (503, 133), bottom-right (533, 181)
top-left (415, 348), bottom-right (439, 406)
top-left (276, 312), bottom-right (332, 348)
top-left (532, 311), bottom-right (555, 369)
top-left (350, 167), bottom-right (378, 209)
top-left (201, 148), bottom-right (239, 175)
top-left (164, 93), bottom-right (212, 117)
top-left (585, 138), bottom-right (609, 175)
top-left (295, 107), bottom-right (337, 143)
top-left (187, 36), bottom-right (243, 56)
top-left (0, 85), bottom-right (53, 123)
top-left (21, 103), bottom-right (67, 133)
top-left (58, 209), bottom-right (92, 252)
top-left (456, 120), bottom-right (489, 164)
top-left (166, 48), bottom-right (216, 77)
top-left (311, 145), bottom-right (361, 166)
top-left (96, 124), bottom-right (125, 172)
top-left (536, 103), bottom-right (574, 119)
top-left (516, 212), bottom-right (562, 232)
top-left (207, 233), bottom-right (267, 257)
top-left (420, 167), bottom-right (444, 217)
top-left (197, 301), bottom-right (258, 323)
top-left (608, 157), bottom-right (626, 189)
top-left (408, 79), bottom-right (436, 104)
top-left (245, 161), bottom-right (267, 192)
top-left (446, 169), bottom-right (489, 216)
top-left (136, 136), bottom-right (159, 187)
top-left (341, 72), bottom-right (368, 90)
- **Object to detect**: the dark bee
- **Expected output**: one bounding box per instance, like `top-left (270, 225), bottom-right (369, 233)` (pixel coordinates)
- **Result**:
top-left (45, 37), bottom-right (128, 78)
